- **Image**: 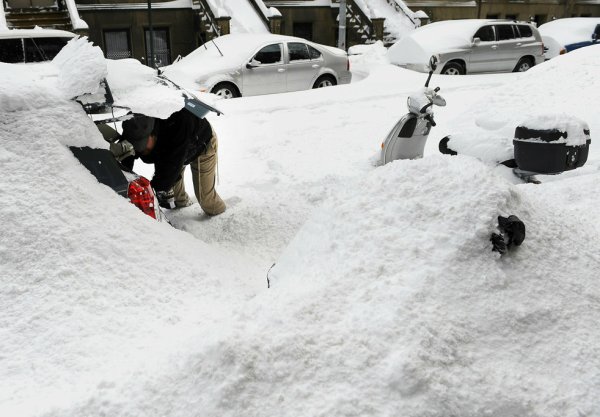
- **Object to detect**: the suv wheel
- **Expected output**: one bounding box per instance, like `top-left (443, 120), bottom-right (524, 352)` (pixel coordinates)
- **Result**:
top-left (441, 62), bottom-right (465, 75)
top-left (514, 57), bottom-right (534, 72)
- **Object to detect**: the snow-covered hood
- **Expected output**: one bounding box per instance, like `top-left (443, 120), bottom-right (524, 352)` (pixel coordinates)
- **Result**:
top-left (539, 17), bottom-right (600, 46)
top-left (387, 20), bottom-right (483, 65)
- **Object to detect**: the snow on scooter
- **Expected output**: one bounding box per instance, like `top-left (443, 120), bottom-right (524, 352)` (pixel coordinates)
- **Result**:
top-left (439, 117), bottom-right (592, 184)
top-left (381, 55), bottom-right (446, 165)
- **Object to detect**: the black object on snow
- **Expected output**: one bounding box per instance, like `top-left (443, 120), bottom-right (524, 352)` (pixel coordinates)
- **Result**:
top-left (70, 146), bottom-right (129, 197)
top-left (491, 215), bottom-right (526, 255)
top-left (513, 125), bottom-right (591, 174)
top-left (438, 136), bottom-right (458, 155)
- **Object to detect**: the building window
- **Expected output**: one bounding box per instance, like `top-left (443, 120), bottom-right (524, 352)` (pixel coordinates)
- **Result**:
top-left (486, 14), bottom-right (500, 19)
top-left (293, 22), bottom-right (313, 41)
top-left (103, 30), bottom-right (132, 60)
top-left (145, 28), bottom-right (171, 68)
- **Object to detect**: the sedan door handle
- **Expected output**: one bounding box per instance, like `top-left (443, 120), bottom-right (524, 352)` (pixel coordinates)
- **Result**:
top-left (491, 45), bottom-right (498, 49)
top-left (278, 68), bottom-right (286, 73)
top-left (312, 64), bottom-right (320, 68)
top-left (516, 42), bottom-right (522, 46)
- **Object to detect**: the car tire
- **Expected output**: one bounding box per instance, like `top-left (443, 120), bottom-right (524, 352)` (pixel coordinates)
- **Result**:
top-left (514, 57), bottom-right (534, 72)
top-left (312, 75), bottom-right (337, 89)
top-left (441, 62), bottom-right (465, 75)
top-left (211, 82), bottom-right (240, 99)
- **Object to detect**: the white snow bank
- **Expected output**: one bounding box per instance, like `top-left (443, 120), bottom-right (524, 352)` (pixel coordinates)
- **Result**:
top-left (256, 155), bottom-right (600, 417)
top-left (2, 27), bottom-right (600, 417)
top-left (0, 58), bottom-right (248, 417)
top-left (349, 40), bottom-right (390, 66)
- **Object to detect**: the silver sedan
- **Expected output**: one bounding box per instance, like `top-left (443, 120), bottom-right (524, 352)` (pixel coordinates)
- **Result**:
top-left (162, 34), bottom-right (352, 98)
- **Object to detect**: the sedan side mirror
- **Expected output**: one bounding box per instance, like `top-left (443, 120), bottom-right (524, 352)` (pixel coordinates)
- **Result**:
top-left (472, 37), bottom-right (481, 46)
top-left (246, 59), bottom-right (260, 69)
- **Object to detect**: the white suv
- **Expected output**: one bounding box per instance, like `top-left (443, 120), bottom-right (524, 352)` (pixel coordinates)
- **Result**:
top-left (388, 19), bottom-right (545, 75)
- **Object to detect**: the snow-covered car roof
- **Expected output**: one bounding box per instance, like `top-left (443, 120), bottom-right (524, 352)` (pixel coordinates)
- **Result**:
top-left (538, 17), bottom-right (600, 46)
top-left (0, 28), bottom-right (76, 39)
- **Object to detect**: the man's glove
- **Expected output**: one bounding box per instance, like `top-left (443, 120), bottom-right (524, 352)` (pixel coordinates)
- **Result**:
top-left (156, 188), bottom-right (176, 209)
top-left (110, 140), bottom-right (136, 162)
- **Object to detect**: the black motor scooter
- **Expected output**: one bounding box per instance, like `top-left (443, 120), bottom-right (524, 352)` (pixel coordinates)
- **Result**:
top-left (381, 56), bottom-right (446, 165)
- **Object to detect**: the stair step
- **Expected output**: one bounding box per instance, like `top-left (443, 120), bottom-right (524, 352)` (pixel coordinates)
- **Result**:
top-left (6, 10), bottom-right (71, 30)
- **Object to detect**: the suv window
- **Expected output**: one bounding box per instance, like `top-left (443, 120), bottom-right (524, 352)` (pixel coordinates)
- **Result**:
top-left (516, 24), bottom-right (533, 38)
top-left (495, 25), bottom-right (515, 41)
top-left (288, 42), bottom-right (310, 61)
top-left (254, 43), bottom-right (282, 65)
top-left (0, 39), bottom-right (24, 63)
top-left (474, 25), bottom-right (495, 42)
top-left (307, 45), bottom-right (321, 59)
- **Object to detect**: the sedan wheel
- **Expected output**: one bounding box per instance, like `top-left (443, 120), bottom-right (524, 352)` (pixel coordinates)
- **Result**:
top-left (211, 83), bottom-right (240, 99)
top-left (313, 75), bottom-right (336, 89)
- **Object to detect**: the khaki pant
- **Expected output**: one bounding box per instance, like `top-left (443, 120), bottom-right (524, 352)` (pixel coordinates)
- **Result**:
top-left (172, 130), bottom-right (225, 215)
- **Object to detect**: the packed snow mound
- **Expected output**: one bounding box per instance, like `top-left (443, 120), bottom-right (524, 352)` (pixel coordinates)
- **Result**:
top-left (257, 155), bottom-right (598, 417)
top-left (73, 155), bottom-right (600, 417)
top-left (0, 62), bottom-right (245, 416)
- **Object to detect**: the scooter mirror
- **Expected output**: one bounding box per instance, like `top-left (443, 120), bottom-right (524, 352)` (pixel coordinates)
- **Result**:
top-left (428, 56), bottom-right (438, 71)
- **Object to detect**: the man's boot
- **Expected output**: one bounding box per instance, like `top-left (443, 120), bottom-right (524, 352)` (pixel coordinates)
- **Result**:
top-left (192, 134), bottom-right (226, 216)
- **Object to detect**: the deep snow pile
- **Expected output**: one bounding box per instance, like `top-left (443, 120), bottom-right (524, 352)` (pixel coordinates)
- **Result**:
top-left (1, 37), bottom-right (600, 417)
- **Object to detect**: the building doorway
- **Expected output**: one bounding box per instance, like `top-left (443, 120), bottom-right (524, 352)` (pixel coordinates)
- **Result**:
top-left (144, 28), bottom-right (171, 68)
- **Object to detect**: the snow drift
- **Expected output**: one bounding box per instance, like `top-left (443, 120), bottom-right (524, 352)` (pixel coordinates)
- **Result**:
top-left (1, 35), bottom-right (600, 417)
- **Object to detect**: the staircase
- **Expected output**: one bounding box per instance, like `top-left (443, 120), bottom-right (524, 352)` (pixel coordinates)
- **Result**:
top-left (345, 0), bottom-right (378, 45)
top-left (5, 8), bottom-right (71, 29)
top-left (194, 0), bottom-right (222, 42)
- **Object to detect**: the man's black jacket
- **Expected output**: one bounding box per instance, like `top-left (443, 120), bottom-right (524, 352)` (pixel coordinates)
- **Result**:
top-left (140, 109), bottom-right (212, 192)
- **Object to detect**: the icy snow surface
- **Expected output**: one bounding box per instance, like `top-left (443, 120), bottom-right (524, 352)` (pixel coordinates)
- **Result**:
top-left (1, 38), bottom-right (600, 417)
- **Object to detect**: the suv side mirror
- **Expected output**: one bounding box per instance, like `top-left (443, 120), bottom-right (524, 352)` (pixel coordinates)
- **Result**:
top-left (246, 58), bottom-right (260, 69)
top-left (472, 37), bottom-right (481, 46)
